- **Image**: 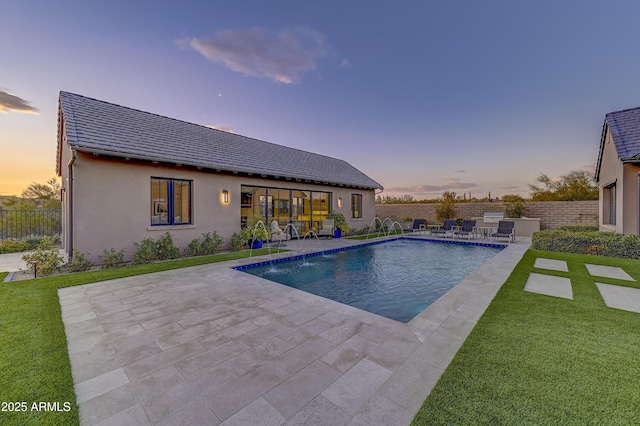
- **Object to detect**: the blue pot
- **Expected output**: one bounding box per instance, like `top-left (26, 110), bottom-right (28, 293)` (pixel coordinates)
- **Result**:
top-left (251, 240), bottom-right (263, 249)
top-left (334, 228), bottom-right (342, 238)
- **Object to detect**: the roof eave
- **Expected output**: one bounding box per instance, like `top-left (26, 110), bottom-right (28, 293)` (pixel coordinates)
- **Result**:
top-left (72, 146), bottom-right (382, 190)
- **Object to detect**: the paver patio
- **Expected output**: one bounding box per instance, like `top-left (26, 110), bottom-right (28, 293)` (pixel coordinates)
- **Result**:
top-left (58, 237), bottom-right (529, 425)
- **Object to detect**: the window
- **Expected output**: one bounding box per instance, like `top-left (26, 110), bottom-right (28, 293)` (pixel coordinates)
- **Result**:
top-left (603, 183), bottom-right (616, 225)
top-left (351, 194), bottom-right (362, 218)
top-left (151, 178), bottom-right (191, 225)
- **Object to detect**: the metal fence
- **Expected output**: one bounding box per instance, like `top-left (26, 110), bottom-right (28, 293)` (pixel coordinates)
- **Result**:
top-left (0, 210), bottom-right (62, 240)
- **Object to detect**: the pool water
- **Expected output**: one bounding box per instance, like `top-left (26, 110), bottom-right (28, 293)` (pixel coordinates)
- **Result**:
top-left (237, 239), bottom-right (503, 323)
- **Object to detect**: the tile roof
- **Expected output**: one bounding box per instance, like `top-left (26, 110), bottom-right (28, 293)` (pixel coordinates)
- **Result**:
top-left (595, 106), bottom-right (640, 181)
top-left (57, 91), bottom-right (382, 190)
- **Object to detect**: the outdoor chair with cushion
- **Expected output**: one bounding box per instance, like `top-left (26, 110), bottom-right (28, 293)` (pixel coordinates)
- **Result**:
top-left (317, 219), bottom-right (335, 238)
top-left (269, 220), bottom-right (290, 242)
top-left (453, 219), bottom-right (476, 240)
top-left (409, 219), bottom-right (426, 234)
top-left (430, 219), bottom-right (457, 238)
top-left (491, 220), bottom-right (516, 242)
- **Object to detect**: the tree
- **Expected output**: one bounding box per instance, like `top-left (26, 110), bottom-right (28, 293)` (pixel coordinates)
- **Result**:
top-left (528, 170), bottom-right (598, 201)
top-left (20, 178), bottom-right (61, 210)
top-left (435, 191), bottom-right (457, 222)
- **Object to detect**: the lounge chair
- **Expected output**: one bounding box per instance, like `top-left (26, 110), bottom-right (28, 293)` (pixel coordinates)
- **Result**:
top-left (430, 219), bottom-right (457, 238)
top-left (317, 219), bottom-right (335, 238)
top-left (269, 220), bottom-right (290, 242)
top-left (491, 220), bottom-right (516, 242)
top-left (408, 219), bottom-right (426, 234)
top-left (453, 219), bottom-right (476, 240)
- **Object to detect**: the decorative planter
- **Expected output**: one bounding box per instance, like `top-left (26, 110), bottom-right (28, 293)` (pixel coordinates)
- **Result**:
top-left (334, 228), bottom-right (342, 238)
top-left (251, 240), bottom-right (263, 249)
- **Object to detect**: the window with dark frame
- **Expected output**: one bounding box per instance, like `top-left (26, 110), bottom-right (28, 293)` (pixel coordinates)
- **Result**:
top-left (151, 178), bottom-right (192, 225)
top-left (603, 183), bottom-right (616, 225)
top-left (351, 193), bottom-right (362, 218)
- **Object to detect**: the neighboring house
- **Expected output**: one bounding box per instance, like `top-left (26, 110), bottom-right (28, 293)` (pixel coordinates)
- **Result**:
top-left (56, 92), bottom-right (382, 262)
top-left (595, 106), bottom-right (640, 234)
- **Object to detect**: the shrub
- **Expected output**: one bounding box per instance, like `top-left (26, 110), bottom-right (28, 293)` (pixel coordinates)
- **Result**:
top-left (199, 231), bottom-right (224, 255)
top-left (156, 232), bottom-right (180, 260)
top-left (21, 239), bottom-right (64, 277)
top-left (531, 230), bottom-right (640, 259)
top-left (0, 239), bottom-right (28, 254)
top-left (435, 192), bottom-right (456, 222)
top-left (504, 198), bottom-right (527, 218)
top-left (100, 248), bottom-right (125, 268)
top-left (399, 216), bottom-right (413, 222)
top-left (67, 250), bottom-right (93, 272)
top-left (185, 238), bottom-right (202, 257)
top-left (133, 237), bottom-right (157, 264)
top-left (230, 232), bottom-right (246, 251)
top-left (133, 232), bottom-right (181, 263)
top-left (557, 225), bottom-right (600, 232)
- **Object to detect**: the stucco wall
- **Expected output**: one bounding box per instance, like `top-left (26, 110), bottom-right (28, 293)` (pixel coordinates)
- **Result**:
top-left (375, 200), bottom-right (598, 230)
top-left (598, 127), bottom-right (625, 233)
top-left (64, 152), bottom-right (377, 263)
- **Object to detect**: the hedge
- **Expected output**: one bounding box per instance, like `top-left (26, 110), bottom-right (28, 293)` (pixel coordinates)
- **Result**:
top-left (556, 225), bottom-right (599, 232)
top-left (531, 230), bottom-right (640, 259)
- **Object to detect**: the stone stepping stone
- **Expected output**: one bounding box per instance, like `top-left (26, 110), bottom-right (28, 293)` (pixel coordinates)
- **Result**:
top-left (533, 258), bottom-right (568, 272)
top-left (585, 264), bottom-right (634, 281)
top-left (596, 283), bottom-right (640, 313)
top-left (524, 273), bottom-right (573, 300)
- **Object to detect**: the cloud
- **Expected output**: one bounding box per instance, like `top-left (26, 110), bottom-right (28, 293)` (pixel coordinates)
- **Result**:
top-left (206, 124), bottom-right (235, 133)
top-left (184, 27), bottom-right (330, 84)
top-left (454, 169), bottom-right (466, 173)
top-left (500, 186), bottom-right (519, 190)
top-left (386, 178), bottom-right (478, 194)
top-left (0, 89), bottom-right (39, 114)
top-left (339, 58), bottom-right (352, 69)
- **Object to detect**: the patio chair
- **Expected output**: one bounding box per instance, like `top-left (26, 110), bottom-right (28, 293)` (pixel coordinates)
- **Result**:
top-left (491, 220), bottom-right (516, 242)
top-left (409, 219), bottom-right (426, 234)
top-left (317, 219), bottom-right (335, 238)
top-left (269, 220), bottom-right (290, 242)
top-left (453, 219), bottom-right (476, 240)
top-left (430, 219), bottom-right (457, 238)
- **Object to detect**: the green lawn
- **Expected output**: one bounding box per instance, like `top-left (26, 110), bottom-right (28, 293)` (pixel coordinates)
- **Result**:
top-left (347, 229), bottom-right (405, 240)
top-left (412, 249), bottom-right (640, 425)
top-left (0, 248), bottom-right (279, 426)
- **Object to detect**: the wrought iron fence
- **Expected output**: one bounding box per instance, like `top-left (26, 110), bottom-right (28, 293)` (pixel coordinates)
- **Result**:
top-left (0, 210), bottom-right (62, 240)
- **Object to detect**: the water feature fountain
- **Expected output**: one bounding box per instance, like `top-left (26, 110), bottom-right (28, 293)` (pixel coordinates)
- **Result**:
top-left (386, 221), bottom-right (405, 236)
top-left (366, 217), bottom-right (385, 240)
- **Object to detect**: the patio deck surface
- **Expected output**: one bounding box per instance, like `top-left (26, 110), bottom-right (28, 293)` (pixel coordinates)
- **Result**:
top-left (58, 236), bottom-right (530, 425)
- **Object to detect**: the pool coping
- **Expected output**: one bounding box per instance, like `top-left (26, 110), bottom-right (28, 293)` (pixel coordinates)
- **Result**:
top-left (59, 236), bottom-right (531, 425)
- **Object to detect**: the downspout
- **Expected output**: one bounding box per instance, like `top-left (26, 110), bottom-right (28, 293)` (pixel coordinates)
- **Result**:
top-left (67, 150), bottom-right (77, 255)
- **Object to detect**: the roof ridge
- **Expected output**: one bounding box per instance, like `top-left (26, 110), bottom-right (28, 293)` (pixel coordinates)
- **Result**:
top-left (606, 105), bottom-right (640, 116)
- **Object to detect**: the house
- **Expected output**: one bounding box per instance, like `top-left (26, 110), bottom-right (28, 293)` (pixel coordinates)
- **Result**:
top-left (595, 105), bottom-right (640, 234)
top-left (56, 92), bottom-right (382, 262)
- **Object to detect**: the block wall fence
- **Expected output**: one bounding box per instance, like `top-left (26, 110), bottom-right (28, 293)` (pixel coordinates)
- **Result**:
top-left (375, 201), bottom-right (598, 230)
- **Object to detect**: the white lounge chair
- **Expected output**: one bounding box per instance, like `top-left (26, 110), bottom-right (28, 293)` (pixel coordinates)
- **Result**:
top-left (317, 219), bottom-right (335, 238)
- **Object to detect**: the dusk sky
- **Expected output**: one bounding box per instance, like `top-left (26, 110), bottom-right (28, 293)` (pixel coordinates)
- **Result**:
top-left (2, 1), bottom-right (640, 199)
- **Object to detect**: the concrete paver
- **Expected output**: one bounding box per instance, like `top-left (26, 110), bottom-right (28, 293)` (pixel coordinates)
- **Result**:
top-left (59, 236), bottom-right (530, 425)
top-left (586, 264), bottom-right (635, 281)
top-left (596, 282), bottom-right (640, 313)
top-left (534, 258), bottom-right (568, 272)
top-left (524, 272), bottom-right (573, 300)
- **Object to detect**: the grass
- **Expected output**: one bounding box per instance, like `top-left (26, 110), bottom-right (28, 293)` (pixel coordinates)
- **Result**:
top-left (347, 229), bottom-right (405, 240)
top-left (0, 248), bottom-right (280, 426)
top-left (412, 249), bottom-right (640, 425)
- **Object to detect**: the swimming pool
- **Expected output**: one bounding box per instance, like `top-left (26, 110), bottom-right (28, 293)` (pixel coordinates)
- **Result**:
top-left (235, 238), bottom-right (504, 323)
